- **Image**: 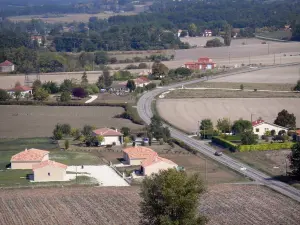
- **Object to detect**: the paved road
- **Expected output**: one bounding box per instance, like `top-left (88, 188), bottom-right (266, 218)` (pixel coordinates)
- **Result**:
top-left (137, 64), bottom-right (300, 202)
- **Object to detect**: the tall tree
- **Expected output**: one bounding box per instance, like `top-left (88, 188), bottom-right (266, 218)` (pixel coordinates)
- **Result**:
top-left (152, 62), bottom-right (169, 78)
top-left (223, 23), bottom-right (232, 46)
top-left (241, 131), bottom-right (258, 145)
top-left (216, 118), bottom-right (232, 133)
top-left (126, 79), bottom-right (136, 92)
top-left (14, 90), bottom-right (21, 101)
top-left (188, 23), bottom-right (197, 37)
top-left (0, 89), bottom-right (10, 101)
top-left (200, 119), bottom-right (213, 131)
top-left (294, 80), bottom-right (300, 91)
top-left (274, 109), bottom-right (296, 129)
top-left (81, 71), bottom-right (89, 87)
top-left (290, 142), bottom-right (300, 179)
top-left (232, 119), bottom-right (252, 134)
top-left (140, 169), bottom-right (207, 225)
top-left (33, 87), bottom-right (49, 101)
top-left (103, 70), bottom-right (113, 87)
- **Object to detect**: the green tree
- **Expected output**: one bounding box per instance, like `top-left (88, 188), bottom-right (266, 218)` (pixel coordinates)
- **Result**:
top-left (82, 125), bottom-right (93, 137)
top-left (123, 136), bottom-right (131, 147)
top-left (71, 128), bottom-right (81, 140)
top-left (152, 62), bottom-right (169, 78)
top-left (216, 118), bottom-right (232, 133)
top-left (14, 90), bottom-right (21, 101)
top-left (95, 51), bottom-right (109, 65)
top-left (97, 135), bottom-right (105, 145)
top-left (60, 91), bottom-right (71, 102)
top-left (174, 67), bottom-right (192, 76)
top-left (64, 139), bottom-right (69, 150)
top-left (290, 142), bottom-right (300, 179)
top-left (205, 38), bottom-right (224, 48)
top-left (241, 131), bottom-right (258, 145)
top-left (274, 109), bottom-right (296, 129)
top-left (240, 84), bottom-right (244, 90)
top-left (60, 79), bottom-right (74, 92)
top-left (0, 89), bottom-right (10, 101)
top-left (140, 169), bottom-right (207, 225)
top-left (223, 23), bottom-right (232, 46)
top-left (200, 119), bottom-right (213, 131)
top-left (61, 124), bottom-right (71, 135)
top-left (188, 23), bottom-right (197, 37)
top-left (294, 80), bottom-right (300, 91)
top-left (81, 71), bottom-right (89, 87)
top-left (126, 79), bottom-right (136, 92)
top-left (32, 79), bottom-right (42, 92)
top-left (103, 70), bottom-right (113, 88)
top-left (24, 93), bottom-right (31, 101)
top-left (33, 87), bottom-right (49, 101)
top-left (42, 81), bottom-right (59, 94)
top-left (53, 129), bottom-right (63, 140)
top-left (121, 127), bottom-right (131, 137)
top-left (148, 115), bottom-right (170, 141)
top-left (232, 119), bottom-right (252, 134)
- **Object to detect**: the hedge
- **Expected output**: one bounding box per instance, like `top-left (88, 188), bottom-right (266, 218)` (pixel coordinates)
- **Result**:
top-left (211, 136), bottom-right (238, 151)
top-left (239, 142), bottom-right (295, 152)
top-left (170, 138), bottom-right (198, 155)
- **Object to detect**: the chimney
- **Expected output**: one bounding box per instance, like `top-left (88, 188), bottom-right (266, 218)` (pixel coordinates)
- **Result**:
top-left (115, 129), bottom-right (118, 132)
top-left (25, 148), bottom-right (27, 151)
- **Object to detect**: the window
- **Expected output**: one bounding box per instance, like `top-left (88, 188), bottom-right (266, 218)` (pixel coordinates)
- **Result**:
top-left (255, 128), bottom-right (259, 132)
top-left (48, 172), bottom-right (51, 176)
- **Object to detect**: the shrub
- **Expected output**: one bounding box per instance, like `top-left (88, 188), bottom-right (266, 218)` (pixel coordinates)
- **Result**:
top-left (0, 89), bottom-right (10, 101)
top-left (125, 64), bottom-right (138, 69)
top-left (205, 38), bottom-right (224, 48)
top-left (60, 91), bottom-right (71, 102)
top-left (72, 87), bottom-right (88, 98)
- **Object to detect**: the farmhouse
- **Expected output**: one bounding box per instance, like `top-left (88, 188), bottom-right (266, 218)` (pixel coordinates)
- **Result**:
top-left (119, 76), bottom-right (151, 88)
top-left (92, 128), bottom-right (123, 146)
top-left (0, 60), bottom-right (15, 72)
top-left (203, 29), bottom-right (212, 37)
top-left (184, 57), bottom-right (216, 70)
top-left (32, 160), bottom-right (67, 182)
top-left (10, 148), bottom-right (49, 169)
top-left (123, 146), bottom-right (158, 165)
top-left (141, 155), bottom-right (178, 176)
top-left (252, 120), bottom-right (288, 137)
top-left (7, 85), bottom-right (33, 98)
top-left (31, 35), bottom-right (43, 45)
top-left (123, 146), bottom-right (178, 176)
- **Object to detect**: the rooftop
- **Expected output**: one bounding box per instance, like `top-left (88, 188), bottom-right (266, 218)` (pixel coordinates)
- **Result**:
top-left (0, 60), bottom-right (14, 67)
top-left (252, 119), bottom-right (265, 126)
top-left (8, 86), bottom-right (32, 92)
top-left (32, 160), bottom-right (68, 171)
top-left (123, 146), bottom-right (157, 159)
top-left (11, 148), bottom-right (49, 162)
top-left (141, 156), bottom-right (177, 167)
top-left (93, 128), bottom-right (123, 136)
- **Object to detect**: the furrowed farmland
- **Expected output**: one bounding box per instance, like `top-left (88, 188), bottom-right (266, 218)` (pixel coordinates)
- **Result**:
top-left (0, 184), bottom-right (299, 225)
top-left (0, 105), bottom-right (143, 138)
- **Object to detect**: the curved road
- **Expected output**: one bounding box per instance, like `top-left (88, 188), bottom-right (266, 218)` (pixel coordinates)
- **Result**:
top-left (137, 64), bottom-right (300, 202)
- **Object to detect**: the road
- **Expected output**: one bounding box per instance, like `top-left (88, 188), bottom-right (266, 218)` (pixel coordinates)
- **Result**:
top-left (137, 64), bottom-right (300, 202)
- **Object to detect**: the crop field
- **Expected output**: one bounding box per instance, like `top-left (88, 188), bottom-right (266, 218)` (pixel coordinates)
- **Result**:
top-left (157, 98), bottom-right (300, 133)
top-left (208, 65), bottom-right (300, 84)
top-left (0, 105), bottom-right (142, 138)
top-left (0, 184), bottom-right (299, 225)
top-left (8, 12), bottom-right (137, 23)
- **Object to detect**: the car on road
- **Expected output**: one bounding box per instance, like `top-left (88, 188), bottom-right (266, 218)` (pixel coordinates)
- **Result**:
top-left (214, 151), bottom-right (223, 156)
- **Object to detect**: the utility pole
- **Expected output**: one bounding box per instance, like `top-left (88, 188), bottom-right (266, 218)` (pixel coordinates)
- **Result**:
top-left (268, 43), bottom-right (270, 55)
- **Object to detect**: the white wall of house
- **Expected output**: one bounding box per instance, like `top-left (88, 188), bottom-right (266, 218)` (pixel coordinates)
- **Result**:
top-left (103, 136), bottom-right (122, 145)
top-left (142, 161), bottom-right (178, 176)
top-left (34, 166), bottom-right (67, 182)
top-left (253, 123), bottom-right (287, 136)
top-left (0, 65), bottom-right (14, 72)
top-left (7, 90), bottom-right (32, 98)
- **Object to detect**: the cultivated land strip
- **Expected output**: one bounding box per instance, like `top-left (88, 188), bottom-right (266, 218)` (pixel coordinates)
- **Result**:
top-left (137, 63), bottom-right (300, 202)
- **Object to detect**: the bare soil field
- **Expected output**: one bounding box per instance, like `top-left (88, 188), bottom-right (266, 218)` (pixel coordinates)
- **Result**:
top-left (165, 89), bottom-right (300, 98)
top-left (0, 105), bottom-right (142, 138)
top-left (208, 65), bottom-right (300, 84)
top-left (157, 98), bottom-right (300, 133)
top-left (187, 82), bottom-right (295, 91)
top-left (0, 184), bottom-right (299, 225)
top-left (8, 12), bottom-right (137, 23)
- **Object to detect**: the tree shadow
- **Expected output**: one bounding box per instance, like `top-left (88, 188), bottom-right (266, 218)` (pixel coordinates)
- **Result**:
top-left (5, 163), bottom-right (11, 169)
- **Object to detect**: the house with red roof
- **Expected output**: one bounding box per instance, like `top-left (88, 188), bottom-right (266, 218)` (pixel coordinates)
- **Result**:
top-left (203, 29), bottom-right (212, 37)
top-left (0, 60), bottom-right (15, 72)
top-left (123, 146), bottom-right (178, 176)
top-left (7, 85), bottom-right (33, 98)
top-left (32, 160), bottom-right (67, 182)
top-left (92, 128), bottom-right (123, 146)
top-left (119, 76), bottom-right (151, 88)
top-left (10, 148), bottom-right (49, 169)
top-left (184, 57), bottom-right (216, 70)
top-left (252, 119), bottom-right (288, 137)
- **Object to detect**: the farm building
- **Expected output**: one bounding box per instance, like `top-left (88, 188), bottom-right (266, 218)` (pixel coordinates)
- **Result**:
top-left (119, 76), bottom-right (151, 88)
top-left (10, 148), bottom-right (49, 169)
top-left (31, 35), bottom-right (43, 45)
top-left (141, 156), bottom-right (178, 176)
top-left (7, 86), bottom-right (33, 98)
top-left (32, 160), bottom-right (67, 182)
top-left (252, 120), bottom-right (288, 137)
top-left (0, 60), bottom-right (15, 72)
top-left (123, 146), bottom-right (178, 176)
top-left (203, 29), bottom-right (212, 37)
top-left (184, 57), bottom-right (216, 70)
top-left (123, 146), bottom-right (158, 166)
top-left (92, 128), bottom-right (123, 146)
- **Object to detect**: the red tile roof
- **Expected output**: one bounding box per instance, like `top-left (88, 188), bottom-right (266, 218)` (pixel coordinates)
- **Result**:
top-left (8, 86), bottom-right (32, 92)
top-left (252, 120), bottom-right (265, 126)
top-left (295, 130), bottom-right (300, 135)
top-left (92, 128), bottom-right (123, 136)
top-left (0, 60), bottom-right (14, 67)
top-left (141, 155), bottom-right (177, 167)
top-left (32, 160), bottom-right (67, 171)
top-left (11, 149), bottom-right (49, 162)
top-left (123, 146), bottom-right (157, 159)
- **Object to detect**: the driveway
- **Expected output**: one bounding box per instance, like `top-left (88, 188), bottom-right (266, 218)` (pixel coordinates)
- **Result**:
top-left (67, 165), bottom-right (129, 186)
top-left (85, 95), bottom-right (98, 103)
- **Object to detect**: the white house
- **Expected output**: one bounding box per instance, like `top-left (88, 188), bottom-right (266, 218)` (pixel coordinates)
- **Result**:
top-left (252, 120), bottom-right (288, 137)
top-left (7, 86), bottom-right (33, 98)
top-left (0, 60), bottom-right (15, 72)
top-left (203, 29), bottom-right (212, 37)
top-left (32, 160), bottom-right (67, 182)
top-left (141, 156), bottom-right (178, 176)
top-left (10, 148), bottom-right (49, 169)
top-left (92, 128), bottom-right (123, 146)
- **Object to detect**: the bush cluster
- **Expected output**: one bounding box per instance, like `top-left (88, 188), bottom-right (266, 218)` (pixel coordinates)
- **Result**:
top-left (239, 142), bottom-right (294, 152)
